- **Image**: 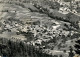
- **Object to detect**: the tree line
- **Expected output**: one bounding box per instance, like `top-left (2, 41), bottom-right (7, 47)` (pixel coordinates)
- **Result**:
top-left (0, 38), bottom-right (56, 57)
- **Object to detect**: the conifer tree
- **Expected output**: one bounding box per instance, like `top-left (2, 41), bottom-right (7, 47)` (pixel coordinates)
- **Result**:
top-left (74, 40), bottom-right (80, 55)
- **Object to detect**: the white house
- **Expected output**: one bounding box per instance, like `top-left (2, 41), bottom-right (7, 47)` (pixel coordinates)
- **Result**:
top-left (35, 39), bottom-right (42, 45)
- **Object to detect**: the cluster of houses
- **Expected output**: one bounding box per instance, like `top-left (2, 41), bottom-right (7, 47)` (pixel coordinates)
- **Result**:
top-left (58, 0), bottom-right (80, 15)
top-left (0, 16), bottom-right (75, 49)
top-left (25, 19), bottom-right (75, 47)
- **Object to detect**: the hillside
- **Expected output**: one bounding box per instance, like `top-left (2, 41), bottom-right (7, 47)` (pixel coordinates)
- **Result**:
top-left (0, 0), bottom-right (80, 57)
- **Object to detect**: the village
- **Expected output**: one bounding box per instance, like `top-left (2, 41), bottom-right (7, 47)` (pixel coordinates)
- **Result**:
top-left (0, 0), bottom-right (80, 57)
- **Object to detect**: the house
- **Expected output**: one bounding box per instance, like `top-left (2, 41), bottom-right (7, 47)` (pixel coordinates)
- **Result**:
top-left (72, 9), bottom-right (77, 13)
top-left (59, 7), bottom-right (70, 14)
top-left (35, 39), bottom-right (42, 45)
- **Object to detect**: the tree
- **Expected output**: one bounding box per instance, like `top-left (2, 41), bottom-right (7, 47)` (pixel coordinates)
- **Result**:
top-left (64, 0), bottom-right (72, 2)
top-left (68, 46), bottom-right (74, 57)
top-left (66, 13), bottom-right (73, 21)
top-left (19, 30), bottom-right (34, 42)
top-left (74, 40), bottom-right (80, 55)
top-left (49, 2), bottom-right (60, 10)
